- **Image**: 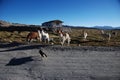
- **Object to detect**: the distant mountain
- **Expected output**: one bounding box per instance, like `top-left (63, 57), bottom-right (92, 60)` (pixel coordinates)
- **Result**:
top-left (63, 25), bottom-right (119, 30)
top-left (0, 20), bottom-right (120, 30)
top-left (63, 25), bottom-right (92, 29)
top-left (0, 20), bottom-right (12, 27)
top-left (93, 26), bottom-right (114, 30)
top-left (0, 20), bottom-right (29, 27)
top-left (114, 27), bottom-right (120, 29)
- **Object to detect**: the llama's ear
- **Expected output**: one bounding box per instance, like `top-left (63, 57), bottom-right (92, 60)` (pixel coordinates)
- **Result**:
top-left (56, 30), bottom-right (59, 33)
top-left (38, 27), bottom-right (42, 31)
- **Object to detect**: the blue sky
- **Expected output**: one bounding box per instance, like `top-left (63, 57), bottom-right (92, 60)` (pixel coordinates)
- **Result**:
top-left (0, 0), bottom-right (120, 27)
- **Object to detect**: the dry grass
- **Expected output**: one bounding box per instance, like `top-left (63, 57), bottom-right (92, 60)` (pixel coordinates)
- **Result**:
top-left (70, 28), bottom-right (120, 46)
top-left (0, 28), bottom-right (120, 46)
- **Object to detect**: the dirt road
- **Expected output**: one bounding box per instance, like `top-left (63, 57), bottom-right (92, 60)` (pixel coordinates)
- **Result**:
top-left (0, 43), bottom-right (120, 80)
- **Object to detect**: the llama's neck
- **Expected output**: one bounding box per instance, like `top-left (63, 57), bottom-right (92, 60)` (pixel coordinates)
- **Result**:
top-left (42, 30), bottom-right (44, 33)
top-left (60, 33), bottom-right (63, 37)
top-left (38, 30), bottom-right (40, 33)
top-left (38, 30), bottom-right (41, 36)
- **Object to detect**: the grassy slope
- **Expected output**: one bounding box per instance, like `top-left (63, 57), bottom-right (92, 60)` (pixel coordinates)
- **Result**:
top-left (70, 28), bottom-right (120, 46)
top-left (0, 28), bottom-right (120, 46)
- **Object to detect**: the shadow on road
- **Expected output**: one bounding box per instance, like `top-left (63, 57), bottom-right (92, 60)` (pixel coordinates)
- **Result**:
top-left (6, 56), bottom-right (34, 66)
top-left (0, 42), bottom-right (49, 52)
top-left (0, 42), bottom-right (24, 48)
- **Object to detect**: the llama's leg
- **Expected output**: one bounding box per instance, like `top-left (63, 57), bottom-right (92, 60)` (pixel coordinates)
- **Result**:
top-left (60, 39), bottom-right (63, 46)
top-left (27, 38), bottom-right (30, 43)
top-left (42, 37), bottom-right (45, 43)
top-left (42, 37), bottom-right (44, 43)
top-left (85, 35), bottom-right (87, 40)
top-left (26, 37), bottom-right (31, 42)
top-left (108, 33), bottom-right (111, 41)
top-left (83, 34), bottom-right (85, 40)
top-left (47, 39), bottom-right (49, 44)
top-left (108, 37), bottom-right (110, 41)
top-left (27, 38), bottom-right (31, 43)
top-left (38, 30), bottom-right (42, 42)
top-left (61, 41), bottom-right (64, 46)
top-left (102, 34), bottom-right (105, 40)
top-left (43, 38), bottom-right (47, 43)
top-left (39, 37), bottom-right (42, 42)
top-left (26, 38), bottom-right (28, 42)
top-left (67, 39), bottom-right (71, 46)
top-left (37, 37), bottom-right (41, 42)
top-left (44, 39), bottom-right (47, 43)
top-left (47, 35), bottom-right (50, 44)
top-left (83, 37), bottom-right (85, 41)
top-left (59, 38), bottom-right (62, 45)
top-left (61, 38), bottom-right (65, 46)
top-left (30, 39), bottom-right (33, 43)
top-left (84, 36), bottom-right (87, 41)
top-left (67, 40), bottom-right (69, 46)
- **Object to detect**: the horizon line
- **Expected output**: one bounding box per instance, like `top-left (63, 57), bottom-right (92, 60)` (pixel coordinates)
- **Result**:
top-left (0, 19), bottom-right (120, 28)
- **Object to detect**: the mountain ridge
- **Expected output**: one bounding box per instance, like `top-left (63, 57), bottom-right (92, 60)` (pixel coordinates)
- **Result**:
top-left (0, 20), bottom-right (120, 30)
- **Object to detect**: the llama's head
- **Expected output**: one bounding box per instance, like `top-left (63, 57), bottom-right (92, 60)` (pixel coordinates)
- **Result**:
top-left (37, 27), bottom-right (42, 32)
top-left (58, 30), bottom-right (67, 37)
top-left (56, 29), bottom-right (62, 34)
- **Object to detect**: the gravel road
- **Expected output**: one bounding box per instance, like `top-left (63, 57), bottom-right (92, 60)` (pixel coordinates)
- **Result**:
top-left (0, 43), bottom-right (120, 80)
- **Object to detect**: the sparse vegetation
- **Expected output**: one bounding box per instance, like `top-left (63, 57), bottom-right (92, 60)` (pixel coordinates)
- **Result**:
top-left (0, 28), bottom-right (120, 46)
top-left (0, 20), bottom-right (120, 46)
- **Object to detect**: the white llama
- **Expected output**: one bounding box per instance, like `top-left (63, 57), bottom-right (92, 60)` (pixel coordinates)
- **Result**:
top-left (101, 30), bottom-right (111, 41)
top-left (41, 29), bottom-right (50, 43)
top-left (58, 30), bottom-right (71, 46)
top-left (37, 30), bottom-right (42, 42)
top-left (83, 31), bottom-right (88, 41)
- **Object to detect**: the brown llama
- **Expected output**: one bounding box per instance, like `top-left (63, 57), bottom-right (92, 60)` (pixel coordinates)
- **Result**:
top-left (26, 30), bottom-right (42, 43)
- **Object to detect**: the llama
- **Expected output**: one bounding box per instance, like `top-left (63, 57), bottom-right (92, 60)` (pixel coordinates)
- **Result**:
top-left (41, 29), bottom-right (50, 43)
top-left (108, 33), bottom-right (111, 41)
top-left (83, 31), bottom-right (88, 41)
top-left (112, 31), bottom-right (117, 37)
top-left (101, 30), bottom-right (111, 41)
top-left (26, 30), bottom-right (42, 43)
top-left (57, 30), bottom-right (71, 46)
top-left (101, 30), bottom-right (105, 34)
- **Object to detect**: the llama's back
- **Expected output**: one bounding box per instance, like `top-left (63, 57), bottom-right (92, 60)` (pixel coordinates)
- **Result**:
top-left (66, 33), bottom-right (71, 40)
top-left (27, 32), bottom-right (39, 39)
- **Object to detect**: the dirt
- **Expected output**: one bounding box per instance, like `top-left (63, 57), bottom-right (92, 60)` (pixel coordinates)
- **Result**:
top-left (0, 42), bottom-right (120, 80)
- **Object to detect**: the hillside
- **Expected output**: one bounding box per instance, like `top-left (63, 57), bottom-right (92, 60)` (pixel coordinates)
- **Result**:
top-left (0, 20), bottom-right (28, 27)
top-left (0, 28), bottom-right (120, 46)
top-left (0, 20), bottom-right (42, 32)
top-left (0, 20), bottom-right (12, 27)
top-left (0, 20), bottom-right (120, 46)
